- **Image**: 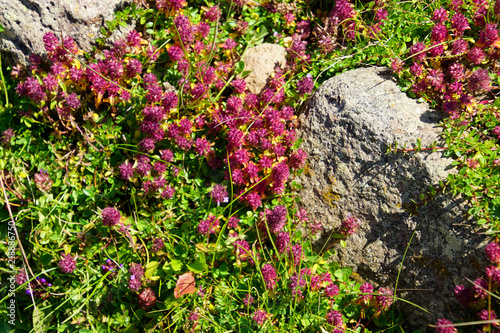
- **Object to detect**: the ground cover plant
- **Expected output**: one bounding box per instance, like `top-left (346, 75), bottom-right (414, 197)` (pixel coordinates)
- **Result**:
top-left (0, 0), bottom-right (499, 332)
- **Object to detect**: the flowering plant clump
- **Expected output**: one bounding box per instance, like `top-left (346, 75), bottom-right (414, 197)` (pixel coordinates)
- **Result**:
top-left (14, 0), bottom-right (500, 330)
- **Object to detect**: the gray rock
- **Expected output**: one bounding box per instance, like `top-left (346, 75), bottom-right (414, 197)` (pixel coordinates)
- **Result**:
top-left (240, 43), bottom-right (287, 94)
top-left (0, 0), bottom-right (134, 66)
top-left (297, 66), bottom-right (489, 330)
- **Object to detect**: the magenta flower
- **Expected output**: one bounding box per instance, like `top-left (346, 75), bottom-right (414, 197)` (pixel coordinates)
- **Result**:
top-left (129, 263), bottom-right (144, 278)
top-left (168, 45), bottom-right (184, 62)
top-left (451, 12), bottom-right (469, 35)
top-left (271, 162), bottom-right (290, 195)
top-left (454, 284), bottom-right (472, 306)
top-left (126, 30), bottom-right (142, 48)
top-left (326, 310), bottom-right (343, 327)
top-left (410, 62), bottom-right (423, 76)
top-left (211, 184), bottom-right (229, 206)
top-left (493, 126), bottom-right (500, 139)
top-left (428, 42), bottom-right (444, 57)
top-left (246, 192), bottom-right (262, 211)
top-left (242, 293), bottom-right (254, 306)
top-left (291, 244), bottom-right (303, 266)
top-left (228, 216), bottom-right (239, 229)
top-left (252, 309), bottom-right (269, 326)
top-left (409, 42), bottom-right (426, 62)
top-left (42, 74), bottom-right (58, 92)
top-left (340, 215), bottom-right (360, 236)
top-left (468, 68), bottom-right (490, 92)
top-left (358, 282), bottom-right (373, 303)
top-left (448, 63), bottom-right (465, 81)
top-left (375, 8), bottom-right (388, 21)
top-left (431, 23), bottom-right (447, 42)
top-left (222, 38), bottom-right (237, 50)
top-left (234, 239), bottom-right (253, 263)
top-left (289, 149), bottom-right (307, 169)
top-left (15, 269), bottom-right (27, 286)
top-left (126, 59), bottom-right (143, 77)
top-left (289, 272), bottom-right (306, 298)
top-left (297, 74), bottom-right (314, 96)
top-left (129, 274), bottom-right (142, 292)
top-left (451, 39), bottom-right (469, 55)
top-left (325, 283), bottom-right (340, 298)
top-left (478, 23), bottom-right (499, 48)
top-left (261, 264), bottom-right (277, 289)
top-left (331, 0), bottom-right (355, 22)
top-left (160, 149), bottom-right (174, 162)
top-left (152, 238), bottom-right (164, 252)
top-left (203, 5), bottom-right (221, 22)
top-left (432, 7), bottom-right (448, 23)
top-left (231, 79), bottom-right (246, 94)
top-left (174, 15), bottom-right (194, 45)
top-left (197, 215), bottom-right (220, 235)
top-left (119, 161), bottom-right (134, 180)
top-left (435, 318), bottom-right (458, 333)
top-left (101, 207), bottom-right (121, 227)
top-left (375, 287), bottom-right (393, 310)
top-left (467, 46), bottom-right (486, 64)
top-left (275, 232), bottom-right (290, 254)
top-left (194, 137), bottom-right (212, 156)
top-left (265, 205), bottom-right (287, 234)
top-left (477, 309), bottom-right (499, 327)
top-left (1, 128), bottom-right (14, 146)
top-left (43, 32), bottom-right (60, 53)
top-left (58, 254), bottom-right (76, 273)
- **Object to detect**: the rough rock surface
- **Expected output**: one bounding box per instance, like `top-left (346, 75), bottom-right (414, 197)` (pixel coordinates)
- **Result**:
top-left (240, 43), bottom-right (287, 94)
top-left (0, 0), bottom-right (133, 66)
top-left (296, 67), bottom-right (489, 330)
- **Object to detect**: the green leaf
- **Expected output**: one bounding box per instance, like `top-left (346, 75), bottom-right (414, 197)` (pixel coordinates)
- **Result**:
top-left (171, 259), bottom-right (183, 272)
top-left (40, 253), bottom-right (53, 266)
top-left (235, 61), bottom-right (245, 74)
top-left (187, 252), bottom-right (207, 273)
top-left (144, 261), bottom-right (159, 278)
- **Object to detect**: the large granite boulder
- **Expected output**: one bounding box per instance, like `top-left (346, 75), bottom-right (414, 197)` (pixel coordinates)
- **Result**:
top-left (0, 0), bottom-right (133, 66)
top-left (297, 66), bottom-right (489, 330)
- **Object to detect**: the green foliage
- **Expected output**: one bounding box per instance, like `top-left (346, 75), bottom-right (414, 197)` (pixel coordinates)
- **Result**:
top-left (3, 0), bottom-right (500, 331)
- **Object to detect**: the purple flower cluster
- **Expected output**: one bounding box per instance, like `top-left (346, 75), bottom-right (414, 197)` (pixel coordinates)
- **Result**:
top-left (197, 215), bottom-right (220, 235)
top-left (275, 232), bottom-right (290, 253)
top-left (296, 74), bottom-right (314, 96)
top-left (261, 263), bottom-right (277, 289)
top-left (468, 68), bottom-right (490, 92)
top-left (228, 216), bottom-right (239, 229)
top-left (129, 263), bottom-right (144, 292)
top-left (486, 242), bottom-right (500, 263)
top-left (325, 282), bottom-right (340, 299)
top-left (435, 318), bottom-right (457, 333)
top-left (152, 238), bottom-right (164, 252)
top-left (1, 129), bottom-right (14, 146)
top-left (340, 214), bottom-right (360, 236)
top-left (234, 239), bottom-right (253, 264)
top-left (358, 282), bottom-right (374, 304)
top-left (252, 309), bottom-right (269, 326)
top-left (375, 287), bottom-right (394, 311)
top-left (242, 293), bottom-right (254, 306)
top-left (325, 310), bottom-right (343, 327)
top-left (289, 271), bottom-right (307, 298)
top-left (58, 254), bottom-right (77, 273)
top-left (264, 205), bottom-right (287, 234)
top-left (291, 244), bottom-right (303, 266)
top-left (15, 268), bottom-right (28, 286)
top-left (101, 207), bottom-right (121, 227)
top-left (211, 184), bottom-right (228, 206)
